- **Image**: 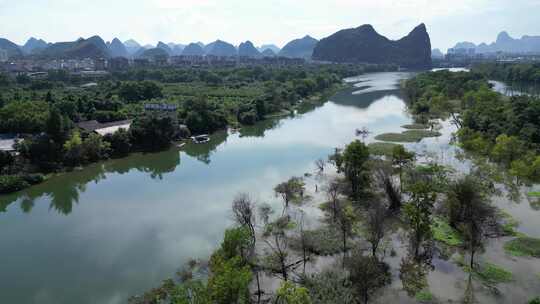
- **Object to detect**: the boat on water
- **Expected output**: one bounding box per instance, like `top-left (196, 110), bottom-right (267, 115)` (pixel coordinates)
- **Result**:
top-left (191, 135), bottom-right (210, 144)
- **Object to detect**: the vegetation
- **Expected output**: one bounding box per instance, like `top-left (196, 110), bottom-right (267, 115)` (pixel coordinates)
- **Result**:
top-left (1, 64), bottom-right (377, 193)
top-left (504, 237), bottom-right (540, 257)
top-left (374, 130), bottom-right (441, 143)
top-left (367, 142), bottom-right (401, 156)
top-left (403, 69), bottom-right (540, 183)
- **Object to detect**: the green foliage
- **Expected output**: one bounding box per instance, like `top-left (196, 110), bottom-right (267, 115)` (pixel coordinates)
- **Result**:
top-left (290, 227), bottom-right (344, 255)
top-left (207, 255), bottom-right (252, 304)
top-left (432, 217), bottom-right (463, 246)
top-left (504, 237), bottom-right (540, 257)
top-left (529, 192), bottom-right (540, 197)
top-left (347, 253), bottom-right (391, 304)
top-left (119, 81), bottom-right (163, 102)
top-left (276, 281), bottom-right (312, 304)
top-left (130, 115), bottom-right (176, 151)
top-left (0, 100), bottom-right (50, 133)
top-left (404, 181), bottom-right (436, 256)
top-left (104, 128), bottom-right (132, 157)
top-left (529, 297), bottom-right (540, 304)
top-left (341, 140), bottom-right (370, 199)
top-left (491, 134), bottom-right (526, 165)
top-left (415, 290), bottom-right (433, 302)
top-left (0, 175), bottom-right (30, 194)
top-left (467, 262), bottom-right (513, 284)
top-left (302, 269), bottom-right (356, 304)
top-left (274, 177), bottom-right (306, 207)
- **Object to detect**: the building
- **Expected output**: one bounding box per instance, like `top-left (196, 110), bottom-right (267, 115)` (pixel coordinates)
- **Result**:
top-left (0, 134), bottom-right (21, 153)
top-left (108, 57), bottom-right (130, 71)
top-left (77, 120), bottom-right (132, 136)
top-left (0, 49), bottom-right (8, 63)
top-left (94, 58), bottom-right (107, 70)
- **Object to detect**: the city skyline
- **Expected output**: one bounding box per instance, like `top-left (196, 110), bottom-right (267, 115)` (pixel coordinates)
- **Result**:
top-left (1, 0), bottom-right (540, 51)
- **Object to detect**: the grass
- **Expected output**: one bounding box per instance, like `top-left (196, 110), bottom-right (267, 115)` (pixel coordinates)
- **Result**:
top-left (473, 263), bottom-right (513, 284)
top-left (504, 237), bottom-right (540, 257)
top-left (528, 192), bottom-right (540, 197)
top-left (375, 130), bottom-right (442, 143)
top-left (415, 290), bottom-right (434, 302)
top-left (498, 210), bottom-right (522, 237)
top-left (402, 123), bottom-right (429, 130)
top-left (368, 142), bottom-right (402, 156)
top-left (432, 217), bottom-right (463, 246)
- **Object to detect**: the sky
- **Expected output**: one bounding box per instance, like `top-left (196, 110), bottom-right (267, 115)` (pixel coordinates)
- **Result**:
top-left (1, 0), bottom-right (540, 52)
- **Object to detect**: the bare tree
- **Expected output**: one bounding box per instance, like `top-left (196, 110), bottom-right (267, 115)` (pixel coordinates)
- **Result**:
top-left (232, 193), bottom-right (256, 244)
top-left (315, 158), bottom-right (326, 174)
top-left (347, 251), bottom-right (391, 304)
top-left (374, 162), bottom-right (402, 211)
top-left (364, 202), bottom-right (387, 258)
top-left (258, 203), bottom-right (274, 226)
top-left (324, 178), bottom-right (342, 221)
top-left (231, 193), bottom-right (262, 302)
top-left (263, 219), bottom-right (302, 282)
top-left (297, 211), bottom-right (310, 274)
top-left (335, 203), bottom-right (357, 268)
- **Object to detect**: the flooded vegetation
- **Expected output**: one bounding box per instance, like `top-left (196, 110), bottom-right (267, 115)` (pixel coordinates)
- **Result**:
top-left (2, 71), bottom-right (540, 304)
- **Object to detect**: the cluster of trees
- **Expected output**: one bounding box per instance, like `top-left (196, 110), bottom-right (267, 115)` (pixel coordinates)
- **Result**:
top-left (473, 62), bottom-right (540, 84)
top-left (130, 138), bottom-right (504, 303)
top-left (404, 70), bottom-right (540, 183)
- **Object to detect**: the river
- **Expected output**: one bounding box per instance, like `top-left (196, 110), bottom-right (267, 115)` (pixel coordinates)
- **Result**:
top-left (1, 71), bottom-right (539, 303)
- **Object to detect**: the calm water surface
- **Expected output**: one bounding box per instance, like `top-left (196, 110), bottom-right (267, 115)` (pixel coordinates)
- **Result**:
top-left (1, 71), bottom-right (539, 303)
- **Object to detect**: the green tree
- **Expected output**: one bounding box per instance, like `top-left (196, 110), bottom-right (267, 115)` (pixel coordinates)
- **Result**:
top-left (391, 145), bottom-right (415, 192)
top-left (404, 181), bottom-right (436, 258)
top-left (491, 134), bottom-right (526, 165)
top-left (347, 253), bottom-right (391, 304)
top-left (46, 107), bottom-right (71, 144)
top-left (81, 133), bottom-right (111, 162)
top-left (274, 177), bottom-right (305, 209)
top-left (276, 281), bottom-right (312, 304)
top-left (341, 140), bottom-right (370, 200)
top-left (104, 128), bottom-right (132, 157)
top-left (63, 131), bottom-right (83, 166)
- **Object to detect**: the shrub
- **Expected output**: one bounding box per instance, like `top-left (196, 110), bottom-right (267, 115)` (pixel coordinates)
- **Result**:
top-left (0, 175), bottom-right (30, 194)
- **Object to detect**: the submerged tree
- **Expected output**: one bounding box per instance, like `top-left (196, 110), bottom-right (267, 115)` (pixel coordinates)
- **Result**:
top-left (324, 177), bottom-right (343, 222)
top-left (340, 140), bottom-right (370, 200)
top-left (335, 203), bottom-right (357, 267)
top-left (404, 181), bottom-right (436, 259)
top-left (364, 201), bottom-right (387, 258)
top-left (274, 177), bottom-right (306, 210)
top-left (391, 145), bottom-right (415, 193)
top-left (374, 160), bottom-right (402, 211)
top-left (347, 252), bottom-right (391, 304)
top-left (446, 176), bottom-right (495, 269)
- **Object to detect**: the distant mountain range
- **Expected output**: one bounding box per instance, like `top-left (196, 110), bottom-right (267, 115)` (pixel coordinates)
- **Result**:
top-left (259, 44), bottom-right (280, 54)
top-left (279, 36), bottom-right (318, 59)
top-left (312, 24), bottom-right (431, 68)
top-left (453, 31), bottom-right (540, 54)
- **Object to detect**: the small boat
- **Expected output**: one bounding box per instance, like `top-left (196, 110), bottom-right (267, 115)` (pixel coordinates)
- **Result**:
top-left (191, 135), bottom-right (210, 144)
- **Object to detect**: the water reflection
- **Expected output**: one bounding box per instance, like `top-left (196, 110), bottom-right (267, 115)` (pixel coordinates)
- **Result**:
top-left (0, 147), bottom-right (182, 215)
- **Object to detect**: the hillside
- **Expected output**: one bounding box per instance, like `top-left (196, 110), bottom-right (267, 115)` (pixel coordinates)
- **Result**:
top-left (312, 24), bottom-right (431, 68)
top-left (182, 43), bottom-right (205, 56)
top-left (0, 38), bottom-right (23, 58)
top-left (22, 37), bottom-right (48, 55)
top-left (205, 40), bottom-right (237, 57)
top-left (279, 35), bottom-right (318, 59)
top-left (108, 38), bottom-right (129, 58)
top-left (39, 36), bottom-right (111, 59)
top-left (238, 41), bottom-right (261, 58)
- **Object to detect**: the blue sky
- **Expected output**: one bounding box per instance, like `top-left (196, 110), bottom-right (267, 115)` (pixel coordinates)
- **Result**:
top-left (1, 0), bottom-right (539, 51)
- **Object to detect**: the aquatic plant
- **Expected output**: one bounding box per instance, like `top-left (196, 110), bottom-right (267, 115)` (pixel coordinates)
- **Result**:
top-left (415, 290), bottom-right (434, 302)
top-left (375, 130), bottom-right (441, 143)
top-left (504, 237), bottom-right (540, 257)
top-left (432, 217), bottom-right (463, 246)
